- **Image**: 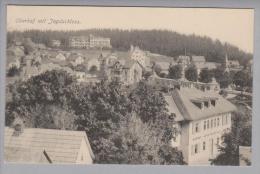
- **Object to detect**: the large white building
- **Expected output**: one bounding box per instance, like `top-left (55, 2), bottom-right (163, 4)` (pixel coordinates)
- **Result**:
top-left (165, 87), bottom-right (236, 165)
top-left (69, 34), bottom-right (111, 49)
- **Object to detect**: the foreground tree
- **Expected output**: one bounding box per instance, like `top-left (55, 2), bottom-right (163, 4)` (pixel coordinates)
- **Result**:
top-left (5, 70), bottom-right (75, 127)
top-left (211, 111), bottom-right (251, 165)
top-left (114, 114), bottom-right (185, 164)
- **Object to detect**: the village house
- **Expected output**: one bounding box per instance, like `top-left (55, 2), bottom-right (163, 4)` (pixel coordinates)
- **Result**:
top-left (68, 54), bottom-right (85, 66)
top-left (51, 39), bottom-right (61, 47)
top-left (107, 59), bottom-right (143, 85)
top-left (191, 56), bottom-right (206, 66)
top-left (55, 53), bottom-right (66, 61)
top-left (7, 55), bottom-right (21, 69)
top-left (129, 45), bottom-right (150, 69)
top-left (85, 58), bottom-right (100, 72)
top-left (164, 87), bottom-right (236, 165)
top-left (177, 55), bottom-right (190, 67)
top-left (74, 71), bottom-right (86, 83)
top-left (7, 46), bottom-right (25, 57)
top-left (154, 62), bottom-right (171, 75)
top-left (20, 55), bottom-right (39, 80)
top-left (4, 125), bottom-right (95, 164)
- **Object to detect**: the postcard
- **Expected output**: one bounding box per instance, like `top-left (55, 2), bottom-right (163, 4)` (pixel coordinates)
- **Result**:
top-left (4, 5), bottom-right (253, 166)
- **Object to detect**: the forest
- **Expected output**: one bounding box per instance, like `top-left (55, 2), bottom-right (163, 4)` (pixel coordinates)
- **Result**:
top-left (7, 29), bottom-right (252, 65)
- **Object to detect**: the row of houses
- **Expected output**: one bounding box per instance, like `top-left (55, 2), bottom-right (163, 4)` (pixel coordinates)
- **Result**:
top-left (153, 53), bottom-right (243, 77)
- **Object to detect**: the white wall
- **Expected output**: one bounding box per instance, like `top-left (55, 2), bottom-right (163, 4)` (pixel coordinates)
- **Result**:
top-left (76, 138), bottom-right (93, 164)
top-left (174, 112), bottom-right (232, 165)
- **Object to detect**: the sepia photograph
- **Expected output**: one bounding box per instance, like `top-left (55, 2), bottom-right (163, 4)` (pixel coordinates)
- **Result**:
top-left (4, 5), bottom-right (253, 166)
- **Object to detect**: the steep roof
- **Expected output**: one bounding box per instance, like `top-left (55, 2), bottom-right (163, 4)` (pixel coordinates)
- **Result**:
top-left (5, 146), bottom-right (51, 164)
top-left (192, 56), bottom-right (206, 63)
top-left (155, 62), bottom-right (170, 71)
top-left (166, 88), bottom-right (236, 121)
top-left (164, 95), bottom-right (184, 122)
top-left (4, 127), bottom-right (95, 164)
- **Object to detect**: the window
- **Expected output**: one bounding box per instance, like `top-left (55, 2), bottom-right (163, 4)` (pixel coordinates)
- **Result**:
top-left (204, 121), bottom-right (207, 130)
top-left (211, 119), bottom-right (213, 128)
top-left (204, 101), bottom-right (209, 108)
top-left (226, 114), bottom-right (229, 124)
top-left (214, 118), bottom-right (216, 127)
top-left (207, 120), bottom-right (210, 129)
top-left (203, 142), bottom-right (206, 150)
top-left (211, 100), bottom-right (216, 106)
top-left (195, 123), bottom-right (199, 133)
top-left (217, 118), bottom-right (220, 127)
top-left (195, 144), bottom-right (198, 154)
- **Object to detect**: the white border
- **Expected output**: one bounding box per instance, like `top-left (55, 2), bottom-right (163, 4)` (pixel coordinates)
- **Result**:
top-left (0, 0), bottom-right (259, 174)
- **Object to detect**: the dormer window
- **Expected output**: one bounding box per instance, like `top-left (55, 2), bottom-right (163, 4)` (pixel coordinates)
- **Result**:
top-left (192, 101), bottom-right (203, 109)
top-left (204, 101), bottom-right (209, 108)
top-left (211, 99), bottom-right (216, 106)
top-left (192, 97), bottom-right (218, 109)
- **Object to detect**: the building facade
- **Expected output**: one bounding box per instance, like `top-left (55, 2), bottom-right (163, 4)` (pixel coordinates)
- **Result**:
top-left (107, 60), bottom-right (143, 85)
top-left (69, 34), bottom-right (111, 49)
top-left (165, 87), bottom-right (236, 165)
top-left (129, 45), bottom-right (150, 69)
top-left (51, 40), bottom-right (61, 47)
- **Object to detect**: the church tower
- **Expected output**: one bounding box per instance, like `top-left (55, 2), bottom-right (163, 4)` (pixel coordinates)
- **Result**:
top-left (223, 53), bottom-right (229, 72)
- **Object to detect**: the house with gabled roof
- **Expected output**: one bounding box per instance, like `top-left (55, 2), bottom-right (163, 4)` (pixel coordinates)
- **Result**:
top-left (55, 53), bottom-right (66, 61)
top-left (4, 126), bottom-right (95, 164)
top-left (164, 87), bottom-right (236, 165)
top-left (107, 59), bottom-right (143, 85)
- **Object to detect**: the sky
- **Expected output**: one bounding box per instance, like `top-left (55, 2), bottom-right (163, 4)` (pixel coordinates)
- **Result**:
top-left (7, 6), bottom-right (254, 53)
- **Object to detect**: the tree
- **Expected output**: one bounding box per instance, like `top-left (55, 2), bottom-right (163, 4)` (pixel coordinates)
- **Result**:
top-left (233, 70), bottom-right (250, 90)
top-left (142, 70), bottom-right (153, 80)
top-left (22, 38), bottom-right (35, 55)
top-left (185, 65), bottom-right (198, 82)
top-left (168, 64), bottom-right (183, 80)
top-left (213, 67), bottom-right (232, 88)
top-left (89, 65), bottom-right (98, 74)
top-left (210, 132), bottom-right (240, 165)
top-left (211, 111), bottom-right (251, 165)
top-left (5, 70), bottom-right (76, 127)
top-left (199, 68), bottom-right (213, 83)
top-left (114, 114), bottom-right (185, 164)
top-left (7, 66), bottom-right (20, 77)
top-left (152, 63), bottom-right (162, 76)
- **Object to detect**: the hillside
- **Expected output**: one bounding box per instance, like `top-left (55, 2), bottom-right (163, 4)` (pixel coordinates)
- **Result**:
top-left (7, 29), bottom-right (252, 65)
